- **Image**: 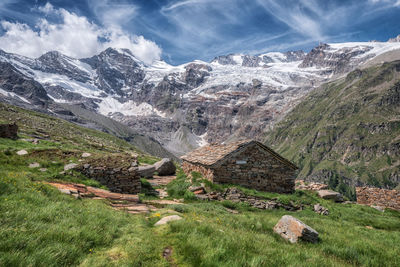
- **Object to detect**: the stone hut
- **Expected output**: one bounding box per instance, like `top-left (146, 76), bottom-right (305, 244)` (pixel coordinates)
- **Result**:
top-left (181, 140), bottom-right (298, 193)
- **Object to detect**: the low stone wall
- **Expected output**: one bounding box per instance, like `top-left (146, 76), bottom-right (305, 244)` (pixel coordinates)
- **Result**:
top-left (356, 187), bottom-right (400, 210)
top-left (0, 123), bottom-right (18, 139)
top-left (78, 154), bottom-right (141, 194)
top-left (182, 161), bottom-right (214, 181)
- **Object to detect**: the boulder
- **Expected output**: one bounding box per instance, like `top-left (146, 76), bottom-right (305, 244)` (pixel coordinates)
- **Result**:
top-left (154, 215), bottom-right (182, 226)
top-left (138, 165), bottom-right (156, 178)
top-left (0, 123), bottom-right (18, 139)
top-left (317, 190), bottom-right (344, 202)
top-left (273, 215), bottom-right (319, 243)
top-left (154, 158), bottom-right (176, 176)
top-left (313, 204), bottom-right (329, 215)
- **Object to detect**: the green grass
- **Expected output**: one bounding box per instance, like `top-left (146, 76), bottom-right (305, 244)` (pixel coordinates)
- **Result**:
top-left (1, 102), bottom-right (400, 266)
top-left (1, 159), bottom-right (400, 266)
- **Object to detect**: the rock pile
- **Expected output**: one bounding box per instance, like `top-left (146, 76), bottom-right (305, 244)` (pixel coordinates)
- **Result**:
top-left (78, 154), bottom-right (140, 194)
top-left (0, 123), bottom-right (18, 139)
top-left (295, 180), bottom-right (328, 191)
top-left (273, 215), bottom-right (319, 243)
top-left (313, 204), bottom-right (329, 215)
top-left (196, 187), bottom-right (303, 211)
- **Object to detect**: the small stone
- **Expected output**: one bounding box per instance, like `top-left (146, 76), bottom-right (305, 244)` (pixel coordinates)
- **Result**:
top-left (58, 188), bottom-right (71, 195)
top-left (313, 204), bottom-right (329, 215)
top-left (317, 190), bottom-right (344, 202)
top-left (29, 162), bottom-right (40, 168)
top-left (154, 215), bottom-right (182, 226)
top-left (81, 152), bottom-right (92, 158)
top-left (39, 168), bottom-right (47, 172)
top-left (273, 215), bottom-right (319, 243)
top-left (16, 149), bottom-right (28, 155)
top-left (83, 164), bottom-right (91, 169)
top-left (371, 205), bottom-right (385, 212)
top-left (64, 163), bottom-right (78, 171)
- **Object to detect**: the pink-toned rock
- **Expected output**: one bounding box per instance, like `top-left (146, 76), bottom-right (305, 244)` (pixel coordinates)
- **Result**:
top-left (273, 215), bottom-right (319, 243)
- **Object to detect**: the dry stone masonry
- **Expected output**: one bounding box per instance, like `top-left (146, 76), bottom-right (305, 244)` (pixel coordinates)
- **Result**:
top-left (78, 154), bottom-right (140, 194)
top-left (181, 140), bottom-right (297, 193)
top-left (356, 187), bottom-right (400, 211)
top-left (0, 123), bottom-right (18, 139)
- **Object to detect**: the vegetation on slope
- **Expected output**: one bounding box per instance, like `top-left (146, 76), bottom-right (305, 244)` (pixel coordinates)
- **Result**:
top-left (1, 101), bottom-right (400, 266)
top-left (265, 61), bottom-right (400, 195)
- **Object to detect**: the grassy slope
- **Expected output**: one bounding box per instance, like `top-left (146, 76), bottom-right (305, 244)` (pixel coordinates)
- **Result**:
top-left (1, 103), bottom-right (400, 266)
top-left (265, 61), bottom-right (400, 193)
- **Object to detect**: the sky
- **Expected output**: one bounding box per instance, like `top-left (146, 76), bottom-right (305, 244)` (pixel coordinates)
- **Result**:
top-left (0, 0), bottom-right (399, 65)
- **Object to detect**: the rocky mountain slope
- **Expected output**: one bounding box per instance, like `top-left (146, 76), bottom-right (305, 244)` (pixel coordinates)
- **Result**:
top-left (265, 60), bottom-right (400, 194)
top-left (1, 37), bottom-right (400, 156)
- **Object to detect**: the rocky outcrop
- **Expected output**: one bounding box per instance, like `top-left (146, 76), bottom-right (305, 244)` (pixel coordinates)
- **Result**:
top-left (356, 187), bottom-right (400, 210)
top-left (0, 123), bottom-right (18, 139)
top-left (273, 215), bottom-right (319, 243)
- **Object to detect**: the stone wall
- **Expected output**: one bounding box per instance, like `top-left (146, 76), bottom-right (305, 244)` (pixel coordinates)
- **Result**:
top-left (78, 155), bottom-right (141, 194)
top-left (356, 187), bottom-right (400, 210)
top-left (182, 161), bottom-right (214, 181)
top-left (0, 123), bottom-right (18, 139)
top-left (182, 143), bottom-right (296, 193)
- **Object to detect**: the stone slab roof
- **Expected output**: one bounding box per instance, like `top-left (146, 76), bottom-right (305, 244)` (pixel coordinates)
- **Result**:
top-left (181, 139), bottom-right (297, 169)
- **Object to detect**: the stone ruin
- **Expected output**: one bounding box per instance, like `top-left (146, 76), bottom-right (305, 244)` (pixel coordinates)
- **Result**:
top-left (78, 154), bottom-right (140, 194)
top-left (0, 123), bottom-right (18, 139)
top-left (356, 187), bottom-right (400, 211)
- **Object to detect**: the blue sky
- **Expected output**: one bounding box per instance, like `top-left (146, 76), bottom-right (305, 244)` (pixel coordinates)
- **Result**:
top-left (0, 0), bottom-right (399, 65)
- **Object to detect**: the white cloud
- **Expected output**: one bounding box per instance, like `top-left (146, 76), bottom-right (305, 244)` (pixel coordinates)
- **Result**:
top-left (0, 3), bottom-right (161, 64)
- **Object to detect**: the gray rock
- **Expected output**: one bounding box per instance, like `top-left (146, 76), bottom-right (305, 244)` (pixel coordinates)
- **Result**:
top-left (313, 204), bottom-right (329, 215)
top-left (317, 190), bottom-right (344, 202)
top-left (39, 168), bottom-right (47, 172)
top-left (81, 152), bottom-right (92, 158)
top-left (154, 215), bottom-right (182, 226)
top-left (273, 215), bottom-right (319, 243)
top-left (371, 205), bottom-right (385, 212)
top-left (138, 165), bottom-right (156, 178)
top-left (29, 162), bottom-right (40, 168)
top-left (64, 163), bottom-right (78, 171)
top-left (154, 158), bottom-right (176, 176)
top-left (58, 188), bottom-right (71, 195)
top-left (16, 149), bottom-right (28, 155)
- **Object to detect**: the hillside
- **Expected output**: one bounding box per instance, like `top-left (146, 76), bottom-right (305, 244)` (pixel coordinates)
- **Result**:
top-left (1, 102), bottom-right (400, 266)
top-left (265, 60), bottom-right (400, 198)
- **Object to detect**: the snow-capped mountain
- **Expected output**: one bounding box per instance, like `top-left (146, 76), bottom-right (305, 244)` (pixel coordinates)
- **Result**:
top-left (1, 36), bottom-right (400, 155)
